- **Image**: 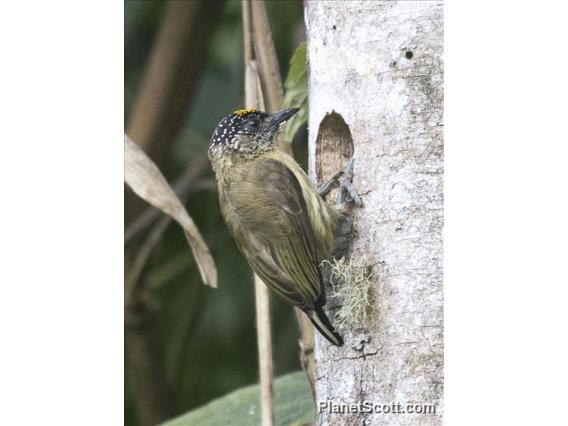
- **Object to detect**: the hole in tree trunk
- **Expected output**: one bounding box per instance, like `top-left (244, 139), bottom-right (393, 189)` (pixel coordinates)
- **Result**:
top-left (315, 111), bottom-right (354, 202)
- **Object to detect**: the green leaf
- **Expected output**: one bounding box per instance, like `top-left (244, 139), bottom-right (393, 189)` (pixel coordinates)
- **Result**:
top-left (161, 371), bottom-right (314, 426)
top-left (282, 42), bottom-right (308, 143)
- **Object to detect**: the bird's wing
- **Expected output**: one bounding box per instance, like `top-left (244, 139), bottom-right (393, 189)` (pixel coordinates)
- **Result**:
top-left (223, 158), bottom-right (323, 310)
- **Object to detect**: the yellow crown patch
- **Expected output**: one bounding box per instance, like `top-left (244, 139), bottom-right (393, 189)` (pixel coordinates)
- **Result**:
top-left (233, 108), bottom-right (258, 116)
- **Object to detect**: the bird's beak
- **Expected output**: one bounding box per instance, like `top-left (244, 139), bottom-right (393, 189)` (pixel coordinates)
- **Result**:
top-left (269, 108), bottom-right (300, 130)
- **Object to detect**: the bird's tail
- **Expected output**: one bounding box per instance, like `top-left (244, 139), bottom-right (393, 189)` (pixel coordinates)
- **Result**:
top-left (308, 305), bottom-right (344, 346)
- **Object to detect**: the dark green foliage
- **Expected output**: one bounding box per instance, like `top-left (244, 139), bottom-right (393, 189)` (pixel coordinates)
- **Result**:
top-left (162, 371), bottom-right (315, 426)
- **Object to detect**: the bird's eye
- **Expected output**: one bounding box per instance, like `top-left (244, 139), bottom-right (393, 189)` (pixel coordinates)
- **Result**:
top-left (247, 118), bottom-right (260, 129)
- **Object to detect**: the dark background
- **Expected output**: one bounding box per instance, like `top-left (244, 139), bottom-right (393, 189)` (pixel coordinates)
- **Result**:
top-left (125, 1), bottom-right (307, 425)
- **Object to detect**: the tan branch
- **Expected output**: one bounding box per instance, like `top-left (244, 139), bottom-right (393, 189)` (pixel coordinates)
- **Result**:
top-left (246, 0), bottom-right (316, 404)
top-left (250, 1), bottom-right (292, 156)
top-left (243, 1), bottom-right (274, 424)
top-left (250, 0), bottom-right (284, 111)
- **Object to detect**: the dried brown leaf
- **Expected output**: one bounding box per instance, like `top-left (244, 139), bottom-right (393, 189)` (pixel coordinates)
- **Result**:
top-left (124, 134), bottom-right (217, 288)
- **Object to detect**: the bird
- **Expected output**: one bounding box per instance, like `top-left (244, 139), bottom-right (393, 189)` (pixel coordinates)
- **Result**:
top-left (208, 107), bottom-right (355, 346)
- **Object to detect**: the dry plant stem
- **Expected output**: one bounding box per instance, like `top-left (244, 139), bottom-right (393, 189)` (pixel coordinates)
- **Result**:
top-left (242, 0), bottom-right (253, 64)
top-left (248, 0), bottom-right (316, 396)
top-left (243, 1), bottom-right (274, 424)
top-left (250, 0), bottom-right (283, 110)
top-left (295, 309), bottom-right (316, 395)
top-left (254, 276), bottom-right (274, 426)
top-left (250, 0), bottom-right (292, 156)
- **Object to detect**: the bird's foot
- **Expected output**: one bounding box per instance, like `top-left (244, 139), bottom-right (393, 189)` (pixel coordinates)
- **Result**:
top-left (317, 158), bottom-right (362, 258)
top-left (317, 158), bottom-right (362, 211)
top-left (317, 170), bottom-right (343, 199)
top-left (337, 158), bottom-right (362, 211)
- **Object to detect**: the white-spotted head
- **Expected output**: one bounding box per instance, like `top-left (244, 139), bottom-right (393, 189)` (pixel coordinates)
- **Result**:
top-left (208, 108), bottom-right (299, 159)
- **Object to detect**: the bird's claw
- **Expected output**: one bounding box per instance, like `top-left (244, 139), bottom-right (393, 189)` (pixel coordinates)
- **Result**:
top-left (317, 170), bottom-right (343, 199)
top-left (338, 158), bottom-right (362, 209)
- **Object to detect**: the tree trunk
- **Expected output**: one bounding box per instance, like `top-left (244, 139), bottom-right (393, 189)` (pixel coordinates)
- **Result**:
top-left (306, 1), bottom-right (443, 425)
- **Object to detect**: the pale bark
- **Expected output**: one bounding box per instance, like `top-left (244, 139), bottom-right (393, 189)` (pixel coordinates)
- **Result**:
top-left (306, 1), bottom-right (443, 425)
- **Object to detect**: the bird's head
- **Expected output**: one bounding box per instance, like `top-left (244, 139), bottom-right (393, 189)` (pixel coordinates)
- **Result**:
top-left (208, 108), bottom-right (299, 159)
